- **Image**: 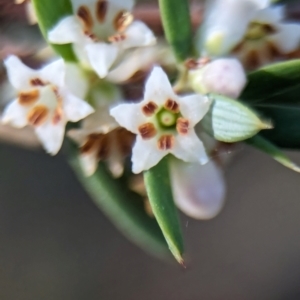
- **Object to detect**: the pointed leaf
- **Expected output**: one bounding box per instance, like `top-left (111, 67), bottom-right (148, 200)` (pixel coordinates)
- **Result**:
top-left (69, 152), bottom-right (169, 259)
top-left (201, 94), bottom-right (272, 143)
top-left (158, 0), bottom-right (194, 61)
top-left (144, 156), bottom-right (184, 264)
top-left (247, 135), bottom-right (300, 172)
top-left (32, 0), bottom-right (77, 61)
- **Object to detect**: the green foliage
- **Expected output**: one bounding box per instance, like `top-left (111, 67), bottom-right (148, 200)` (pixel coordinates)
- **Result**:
top-left (144, 157), bottom-right (184, 264)
top-left (158, 0), bottom-right (194, 61)
top-left (69, 153), bottom-right (169, 259)
top-left (32, 0), bottom-right (77, 61)
top-left (201, 94), bottom-right (271, 143)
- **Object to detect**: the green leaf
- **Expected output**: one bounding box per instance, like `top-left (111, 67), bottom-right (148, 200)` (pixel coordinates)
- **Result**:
top-left (69, 153), bottom-right (169, 259)
top-left (201, 94), bottom-right (272, 143)
top-left (253, 104), bottom-right (300, 149)
top-left (144, 157), bottom-right (184, 264)
top-left (32, 0), bottom-right (77, 61)
top-left (246, 135), bottom-right (300, 172)
top-left (241, 59), bottom-right (300, 105)
top-left (158, 0), bottom-right (194, 61)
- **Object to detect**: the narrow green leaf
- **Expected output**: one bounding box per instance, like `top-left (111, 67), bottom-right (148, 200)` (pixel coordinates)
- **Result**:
top-left (32, 0), bottom-right (77, 61)
top-left (158, 0), bottom-right (194, 61)
top-left (69, 153), bottom-right (169, 259)
top-left (144, 157), bottom-right (184, 264)
top-left (241, 59), bottom-right (300, 105)
top-left (246, 135), bottom-right (300, 172)
top-left (201, 94), bottom-right (272, 143)
top-left (253, 104), bottom-right (300, 149)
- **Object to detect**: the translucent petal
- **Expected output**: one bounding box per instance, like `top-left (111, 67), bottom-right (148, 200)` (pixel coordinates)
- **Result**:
top-left (4, 56), bottom-right (36, 90)
top-left (1, 100), bottom-right (29, 128)
top-left (39, 59), bottom-right (65, 88)
top-left (172, 130), bottom-right (208, 164)
top-left (86, 43), bottom-right (119, 78)
top-left (79, 152), bottom-right (99, 177)
top-left (170, 158), bottom-right (226, 220)
top-left (201, 58), bottom-right (247, 98)
top-left (48, 16), bottom-right (84, 44)
top-left (144, 66), bottom-right (176, 105)
top-left (63, 93), bottom-right (94, 122)
top-left (254, 5), bottom-right (284, 24)
top-left (119, 21), bottom-right (156, 49)
top-left (270, 23), bottom-right (300, 54)
top-left (131, 135), bottom-right (165, 174)
top-left (34, 119), bottom-right (66, 155)
top-left (110, 103), bottom-right (146, 134)
top-left (179, 94), bottom-right (212, 126)
top-left (67, 128), bottom-right (87, 145)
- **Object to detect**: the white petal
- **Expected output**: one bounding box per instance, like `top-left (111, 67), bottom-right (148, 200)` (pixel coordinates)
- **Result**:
top-left (65, 63), bottom-right (89, 99)
top-left (172, 130), bottom-right (208, 164)
top-left (67, 128), bottom-right (87, 145)
top-left (63, 93), bottom-right (94, 122)
top-left (79, 152), bottom-right (99, 177)
top-left (34, 119), bottom-right (66, 155)
top-left (201, 58), bottom-right (247, 98)
top-left (85, 43), bottom-right (119, 78)
top-left (179, 94), bottom-right (212, 126)
top-left (39, 59), bottom-right (65, 88)
top-left (144, 66), bottom-right (176, 105)
top-left (269, 23), bottom-right (300, 54)
top-left (48, 16), bottom-right (84, 44)
top-left (109, 0), bottom-right (134, 11)
top-left (110, 103), bottom-right (146, 134)
top-left (170, 158), bottom-right (226, 220)
top-left (131, 135), bottom-right (165, 174)
top-left (254, 5), bottom-right (284, 24)
top-left (118, 21), bottom-right (156, 49)
top-left (2, 100), bottom-right (29, 128)
top-left (4, 55), bottom-right (36, 90)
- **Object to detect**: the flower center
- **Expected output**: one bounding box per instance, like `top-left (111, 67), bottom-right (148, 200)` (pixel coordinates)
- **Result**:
top-left (156, 108), bottom-right (179, 129)
top-left (245, 22), bottom-right (276, 41)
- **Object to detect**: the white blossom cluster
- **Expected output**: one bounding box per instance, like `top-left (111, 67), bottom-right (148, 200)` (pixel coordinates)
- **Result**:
top-left (2, 0), bottom-right (300, 220)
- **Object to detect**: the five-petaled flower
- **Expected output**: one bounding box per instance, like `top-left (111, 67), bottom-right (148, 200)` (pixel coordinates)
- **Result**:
top-left (2, 56), bottom-right (94, 155)
top-left (110, 66), bottom-right (212, 174)
top-left (48, 0), bottom-right (156, 78)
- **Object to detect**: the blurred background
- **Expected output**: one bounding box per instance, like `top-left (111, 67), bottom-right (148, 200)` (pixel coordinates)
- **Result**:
top-left (1, 1), bottom-right (300, 300)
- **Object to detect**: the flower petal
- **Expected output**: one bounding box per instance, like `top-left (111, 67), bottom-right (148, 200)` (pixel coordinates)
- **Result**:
top-left (110, 102), bottom-right (146, 134)
top-left (34, 119), bottom-right (66, 155)
top-left (39, 59), bottom-right (65, 88)
top-left (119, 21), bottom-right (156, 49)
top-left (48, 16), bottom-right (84, 44)
top-left (1, 100), bottom-right (29, 128)
top-left (269, 23), bottom-right (300, 54)
top-left (254, 5), bottom-right (284, 24)
top-left (85, 43), bottom-right (119, 78)
top-left (4, 55), bottom-right (36, 90)
top-left (172, 129), bottom-right (208, 164)
top-left (79, 152), bottom-right (99, 177)
top-left (144, 66), bottom-right (176, 105)
top-left (131, 135), bottom-right (165, 174)
top-left (179, 94), bottom-right (211, 126)
top-left (63, 93), bottom-right (94, 122)
top-left (170, 158), bottom-right (226, 220)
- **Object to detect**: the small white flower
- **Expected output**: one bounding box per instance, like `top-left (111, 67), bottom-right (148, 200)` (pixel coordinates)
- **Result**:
top-left (188, 58), bottom-right (247, 99)
top-left (170, 158), bottom-right (226, 220)
top-left (2, 56), bottom-right (94, 155)
top-left (68, 86), bottom-right (134, 177)
top-left (197, 0), bottom-right (271, 56)
top-left (232, 6), bottom-right (300, 69)
top-left (48, 0), bottom-right (156, 78)
top-left (110, 66), bottom-right (211, 174)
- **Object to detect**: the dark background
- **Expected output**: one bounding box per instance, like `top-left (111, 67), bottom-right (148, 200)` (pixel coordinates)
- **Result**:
top-left (0, 142), bottom-right (300, 300)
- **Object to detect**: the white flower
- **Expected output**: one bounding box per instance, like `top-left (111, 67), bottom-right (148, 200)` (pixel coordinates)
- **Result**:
top-left (232, 6), bottom-right (300, 69)
top-left (188, 58), bottom-right (247, 99)
top-left (48, 0), bottom-right (156, 78)
top-left (170, 158), bottom-right (226, 220)
top-left (68, 86), bottom-right (134, 177)
top-left (2, 56), bottom-right (94, 155)
top-left (110, 66), bottom-right (211, 174)
top-left (197, 0), bottom-right (271, 56)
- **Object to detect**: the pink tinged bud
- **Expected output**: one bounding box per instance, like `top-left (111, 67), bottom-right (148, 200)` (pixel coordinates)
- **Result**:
top-left (170, 158), bottom-right (226, 220)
